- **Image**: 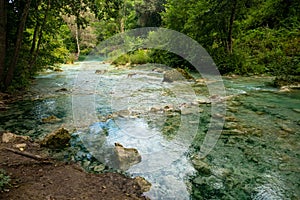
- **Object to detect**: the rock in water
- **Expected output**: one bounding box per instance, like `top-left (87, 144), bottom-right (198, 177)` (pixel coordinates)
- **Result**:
top-left (95, 69), bottom-right (107, 74)
top-left (191, 156), bottom-right (211, 175)
top-left (163, 68), bottom-right (194, 82)
top-left (41, 115), bottom-right (62, 123)
top-left (41, 128), bottom-right (71, 149)
top-left (114, 143), bottom-right (141, 171)
top-left (134, 176), bottom-right (152, 192)
top-left (176, 68), bottom-right (194, 80)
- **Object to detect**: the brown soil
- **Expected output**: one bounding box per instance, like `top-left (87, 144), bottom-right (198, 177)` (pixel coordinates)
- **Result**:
top-left (0, 133), bottom-right (148, 200)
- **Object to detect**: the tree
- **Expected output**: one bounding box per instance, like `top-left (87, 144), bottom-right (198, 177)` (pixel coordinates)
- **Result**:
top-left (0, 0), bottom-right (7, 84)
top-left (0, 0), bottom-right (101, 91)
top-left (135, 0), bottom-right (166, 27)
top-left (5, 0), bottom-right (32, 88)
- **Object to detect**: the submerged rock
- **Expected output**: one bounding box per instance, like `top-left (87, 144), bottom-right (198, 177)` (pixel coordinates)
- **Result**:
top-left (191, 156), bottom-right (211, 175)
top-left (114, 143), bottom-right (141, 171)
top-left (41, 128), bottom-right (71, 149)
top-left (134, 176), bottom-right (152, 192)
top-left (41, 115), bottom-right (62, 123)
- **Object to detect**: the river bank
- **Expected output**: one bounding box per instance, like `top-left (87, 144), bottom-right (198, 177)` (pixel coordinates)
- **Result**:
top-left (0, 131), bottom-right (149, 199)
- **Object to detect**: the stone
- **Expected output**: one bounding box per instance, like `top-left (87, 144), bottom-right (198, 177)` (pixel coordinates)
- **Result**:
top-left (2, 132), bottom-right (17, 143)
top-left (212, 167), bottom-right (232, 179)
top-left (53, 68), bottom-right (63, 72)
top-left (224, 122), bottom-right (240, 130)
top-left (150, 106), bottom-right (162, 112)
top-left (55, 88), bottom-right (68, 92)
top-left (114, 143), bottom-right (141, 171)
top-left (222, 129), bottom-right (245, 135)
top-left (93, 165), bottom-right (106, 172)
top-left (279, 86), bottom-right (291, 92)
top-left (13, 143), bottom-right (27, 151)
top-left (134, 176), bottom-right (152, 192)
top-left (2, 132), bottom-right (30, 143)
top-left (162, 68), bottom-right (194, 82)
top-left (225, 116), bottom-right (238, 122)
top-left (293, 108), bottom-right (300, 113)
top-left (95, 69), bottom-right (107, 74)
top-left (42, 115), bottom-right (62, 123)
top-left (196, 98), bottom-right (211, 104)
top-left (163, 69), bottom-right (184, 82)
top-left (40, 128), bottom-right (71, 149)
top-left (180, 106), bottom-right (198, 115)
top-left (280, 124), bottom-right (293, 133)
top-left (191, 157), bottom-right (211, 175)
top-left (116, 110), bottom-right (131, 118)
top-left (195, 78), bottom-right (207, 86)
top-left (152, 67), bottom-right (164, 73)
top-left (176, 68), bottom-right (194, 80)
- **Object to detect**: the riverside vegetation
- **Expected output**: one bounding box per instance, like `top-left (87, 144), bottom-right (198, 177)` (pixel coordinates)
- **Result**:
top-left (0, 0), bottom-right (299, 91)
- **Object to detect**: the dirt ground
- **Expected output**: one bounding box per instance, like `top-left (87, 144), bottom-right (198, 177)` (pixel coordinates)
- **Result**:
top-left (0, 132), bottom-right (149, 200)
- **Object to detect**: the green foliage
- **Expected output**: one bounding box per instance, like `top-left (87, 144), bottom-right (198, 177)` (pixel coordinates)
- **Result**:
top-left (112, 54), bottom-right (130, 65)
top-left (0, 169), bottom-right (10, 191)
top-left (161, 0), bottom-right (300, 83)
top-left (129, 50), bottom-right (151, 64)
top-left (112, 49), bottom-right (151, 65)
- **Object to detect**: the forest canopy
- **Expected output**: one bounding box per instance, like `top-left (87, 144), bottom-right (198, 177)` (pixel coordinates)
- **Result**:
top-left (0, 0), bottom-right (299, 91)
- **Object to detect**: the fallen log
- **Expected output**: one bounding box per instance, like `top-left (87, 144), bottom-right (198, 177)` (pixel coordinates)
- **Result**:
top-left (2, 147), bottom-right (52, 163)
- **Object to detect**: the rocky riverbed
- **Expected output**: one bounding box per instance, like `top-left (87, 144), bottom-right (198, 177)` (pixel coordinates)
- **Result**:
top-left (0, 62), bottom-right (299, 199)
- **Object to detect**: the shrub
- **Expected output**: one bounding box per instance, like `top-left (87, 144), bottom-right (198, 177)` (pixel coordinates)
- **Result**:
top-left (112, 54), bottom-right (130, 65)
top-left (129, 50), bottom-right (151, 64)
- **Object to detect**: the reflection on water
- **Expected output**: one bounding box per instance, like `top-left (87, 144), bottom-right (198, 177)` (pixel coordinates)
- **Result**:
top-left (0, 62), bottom-right (299, 199)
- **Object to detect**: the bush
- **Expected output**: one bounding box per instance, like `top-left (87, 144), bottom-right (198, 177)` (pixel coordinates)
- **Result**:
top-left (0, 169), bottom-right (10, 191)
top-left (129, 50), bottom-right (151, 64)
top-left (112, 54), bottom-right (130, 65)
top-left (112, 50), bottom-right (152, 66)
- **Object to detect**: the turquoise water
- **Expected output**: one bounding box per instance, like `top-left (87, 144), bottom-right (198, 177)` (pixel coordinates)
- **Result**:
top-left (0, 63), bottom-right (299, 199)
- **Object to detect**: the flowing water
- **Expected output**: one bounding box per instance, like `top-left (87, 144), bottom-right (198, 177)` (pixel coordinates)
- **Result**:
top-left (0, 62), bottom-right (299, 199)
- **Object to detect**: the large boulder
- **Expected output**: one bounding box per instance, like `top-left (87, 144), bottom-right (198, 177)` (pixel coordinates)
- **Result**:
top-left (41, 128), bottom-right (71, 149)
top-left (114, 143), bottom-right (141, 171)
top-left (163, 68), bottom-right (194, 82)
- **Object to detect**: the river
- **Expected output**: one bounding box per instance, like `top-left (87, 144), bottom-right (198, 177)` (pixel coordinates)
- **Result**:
top-left (0, 62), bottom-right (299, 199)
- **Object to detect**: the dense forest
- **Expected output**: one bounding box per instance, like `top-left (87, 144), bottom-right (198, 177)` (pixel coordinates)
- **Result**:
top-left (0, 0), bottom-right (299, 91)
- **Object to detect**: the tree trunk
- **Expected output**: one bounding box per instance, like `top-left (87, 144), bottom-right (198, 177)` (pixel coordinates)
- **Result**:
top-left (75, 23), bottom-right (80, 60)
top-left (227, 0), bottom-right (237, 54)
top-left (30, 22), bottom-right (39, 55)
top-left (29, 0), bottom-right (42, 56)
top-left (30, 0), bottom-right (51, 68)
top-left (5, 0), bottom-right (32, 88)
top-left (0, 0), bottom-right (7, 86)
top-left (120, 18), bottom-right (125, 33)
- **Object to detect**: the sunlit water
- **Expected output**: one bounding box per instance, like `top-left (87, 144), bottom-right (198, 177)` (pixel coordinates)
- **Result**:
top-left (0, 62), bottom-right (299, 199)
